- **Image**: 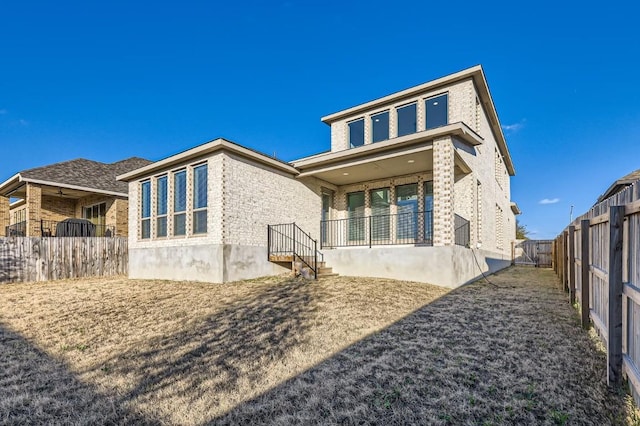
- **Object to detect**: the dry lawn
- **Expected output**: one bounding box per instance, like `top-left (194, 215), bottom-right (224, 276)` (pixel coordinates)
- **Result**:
top-left (0, 267), bottom-right (639, 425)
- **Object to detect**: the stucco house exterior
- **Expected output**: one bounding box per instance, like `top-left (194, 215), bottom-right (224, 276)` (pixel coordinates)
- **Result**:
top-left (0, 157), bottom-right (151, 237)
top-left (119, 65), bottom-right (519, 287)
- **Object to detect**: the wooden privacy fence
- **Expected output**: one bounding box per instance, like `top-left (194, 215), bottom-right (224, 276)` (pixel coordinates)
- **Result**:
top-left (554, 180), bottom-right (640, 397)
top-left (0, 237), bottom-right (128, 283)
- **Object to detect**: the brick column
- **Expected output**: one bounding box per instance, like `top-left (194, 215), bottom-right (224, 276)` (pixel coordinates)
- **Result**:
top-left (0, 195), bottom-right (9, 236)
top-left (26, 183), bottom-right (42, 236)
top-left (433, 137), bottom-right (454, 246)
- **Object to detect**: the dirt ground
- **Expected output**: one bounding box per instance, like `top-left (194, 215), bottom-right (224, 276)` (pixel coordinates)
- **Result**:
top-left (1, 267), bottom-right (639, 425)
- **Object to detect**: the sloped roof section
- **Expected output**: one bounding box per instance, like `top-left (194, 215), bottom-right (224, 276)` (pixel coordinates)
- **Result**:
top-left (20, 157), bottom-right (152, 194)
top-left (597, 169), bottom-right (640, 203)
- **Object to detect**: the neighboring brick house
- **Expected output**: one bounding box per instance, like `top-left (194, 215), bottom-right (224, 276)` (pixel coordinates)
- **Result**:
top-left (0, 157), bottom-right (151, 237)
top-left (597, 169), bottom-right (640, 203)
top-left (119, 65), bottom-right (519, 287)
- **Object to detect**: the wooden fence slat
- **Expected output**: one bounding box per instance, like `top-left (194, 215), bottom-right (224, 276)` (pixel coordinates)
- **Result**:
top-left (569, 226), bottom-right (576, 304)
top-left (608, 206), bottom-right (625, 386)
top-left (581, 219), bottom-right (591, 329)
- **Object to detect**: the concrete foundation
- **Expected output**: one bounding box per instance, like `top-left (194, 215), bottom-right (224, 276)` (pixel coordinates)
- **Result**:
top-left (321, 245), bottom-right (511, 288)
top-left (129, 244), bottom-right (289, 283)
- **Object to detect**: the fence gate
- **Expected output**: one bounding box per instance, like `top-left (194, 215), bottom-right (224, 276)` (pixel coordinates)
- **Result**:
top-left (513, 240), bottom-right (553, 267)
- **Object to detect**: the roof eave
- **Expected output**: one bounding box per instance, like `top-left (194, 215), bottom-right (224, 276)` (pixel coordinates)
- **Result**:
top-left (0, 173), bottom-right (24, 197)
top-left (293, 122), bottom-right (482, 171)
top-left (321, 65), bottom-right (484, 123)
top-left (118, 138), bottom-right (300, 182)
top-left (22, 178), bottom-right (128, 197)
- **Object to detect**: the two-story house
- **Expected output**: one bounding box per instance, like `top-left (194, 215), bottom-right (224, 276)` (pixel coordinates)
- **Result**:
top-left (119, 65), bottom-right (518, 287)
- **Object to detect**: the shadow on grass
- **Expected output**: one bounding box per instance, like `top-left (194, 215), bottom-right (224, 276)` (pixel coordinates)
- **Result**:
top-left (0, 323), bottom-right (156, 425)
top-left (88, 276), bottom-right (321, 421)
top-left (212, 268), bottom-right (635, 425)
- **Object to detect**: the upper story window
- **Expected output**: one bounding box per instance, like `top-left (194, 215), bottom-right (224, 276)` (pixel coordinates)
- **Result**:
top-left (371, 111), bottom-right (389, 143)
top-left (425, 94), bottom-right (448, 129)
top-left (156, 175), bottom-right (168, 237)
top-left (192, 164), bottom-right (208, 234)
top-left (140, 180), bottom-right (151, 239)
top-left (396, 103), bottom-right (417, 137)
top-left (348, 118), bottom-right (365, 148)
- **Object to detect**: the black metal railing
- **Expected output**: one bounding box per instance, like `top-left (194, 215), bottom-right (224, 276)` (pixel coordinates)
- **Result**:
top-left (5, 221), bottom-right (27, 237)
top-left (5, 219), bottom-right (116, 237)
top-left (320, 210), bottom-right (434, 248)
top-left (267, 223), bottom-right (319, 279)
top-left (454, 214), bottom-right (470, 247)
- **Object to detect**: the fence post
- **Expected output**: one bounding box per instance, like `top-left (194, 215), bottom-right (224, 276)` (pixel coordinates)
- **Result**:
top-left (607, 206), bottom-right (624, 387)
top-left (368, 217), bottom-right (372, 249)
top-left (568, 225), bottom-right (576, 305)
top-left (580, 219), bottom-right (591, 329)
top-left (562, 230), bottom-right (568, 292)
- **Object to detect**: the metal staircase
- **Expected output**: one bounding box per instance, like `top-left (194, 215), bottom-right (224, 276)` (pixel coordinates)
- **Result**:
top-left (267, 223), bottom-right (337, 279)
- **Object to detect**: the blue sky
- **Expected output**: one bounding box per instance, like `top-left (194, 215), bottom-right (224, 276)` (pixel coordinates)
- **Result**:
top-left (1, 1), bottom-right (638, 239)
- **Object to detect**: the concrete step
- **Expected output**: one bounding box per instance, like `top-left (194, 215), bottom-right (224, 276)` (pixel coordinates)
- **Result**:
top-left (317, 272), bottom-right (339, 278)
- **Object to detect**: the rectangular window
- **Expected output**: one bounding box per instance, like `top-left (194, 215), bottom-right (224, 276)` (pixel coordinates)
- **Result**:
top-left (156, 175), bottom-right (168, 237)
top-left (424, 181), bottom-right (434, 242)
top-left (371, 111), bottom-right (389, 143)
top-left (173, 170), bottom-right (187, 236)
top-left (371, 188), bottom-right (390, 240)
top-left (396, 103), bottom-right (416, 137)
top-left (348, 118), bottom-right (365, 148)
top-left (426, 94), bottom-right (448, 129)
top-left (396, 183), bottom-right (418, 241)
top-left (192, 164), bottom-right (208, 234)
top-left (141, 181), bottom-right (151, 239)
top-left (347, 191), bottom-right (365, 242)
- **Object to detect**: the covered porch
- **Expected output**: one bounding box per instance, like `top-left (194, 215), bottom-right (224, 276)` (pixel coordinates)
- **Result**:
top-left (0, 179), bottom-right (120, 237)
top-left (293, 127), bottom-right (479, 250)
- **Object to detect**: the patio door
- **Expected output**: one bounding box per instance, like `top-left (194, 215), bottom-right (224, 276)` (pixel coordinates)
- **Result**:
top-left (321, 191), bottom-right (332, 246)
top-left (371, 188), bottom-right (390, 241)
top-left (424, 181), bottom-right (434, 243)
top-left (347, 191), bottom-right (365, 243)
top-left (83, 202), bottom-right (107, 236)
top-left (396, 184), bottom-right (418, 242)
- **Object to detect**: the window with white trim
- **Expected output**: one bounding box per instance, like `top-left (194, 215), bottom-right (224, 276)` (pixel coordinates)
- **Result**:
top-left (173, 169), bottom-right (187, 236)
top-left (138, 161), bottom-right (209, 240)
top-left (140, 180), bottom-right (151, 239)
top-left (156, 175), bottom-right (168, 237)
top-left (192, 164), bottom-right (208, 234)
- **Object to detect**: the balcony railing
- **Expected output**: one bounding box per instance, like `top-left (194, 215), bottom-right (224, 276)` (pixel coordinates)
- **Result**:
top-left (4, 219), bottom-right (116, 237)
top-left (320, 210), bottom-right (433, 248)
top-left (320, 211), bottom-right (470, 249)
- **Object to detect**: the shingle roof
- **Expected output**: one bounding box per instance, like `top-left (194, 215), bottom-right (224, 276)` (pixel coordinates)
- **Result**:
top-left (597, 169), bottom-right (640, 202)
top-left (20, 157), bottom-right (152, 194)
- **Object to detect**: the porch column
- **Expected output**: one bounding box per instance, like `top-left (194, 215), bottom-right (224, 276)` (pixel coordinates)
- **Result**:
top-left (433, 136), bottom-right (454, 246)
top-left (26, 183), bottom-right (42, 236)
top-left (0, 195), bottom-right (9, 236)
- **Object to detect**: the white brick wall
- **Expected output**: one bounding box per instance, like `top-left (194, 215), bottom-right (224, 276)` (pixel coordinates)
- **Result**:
top-left (223, 152), bottom-right (321, 246)
top-left (452, 84), bottom-right (515, 255)
top-left (130, 151), bottom-right (321, 250)
top-left (328, 79), bottom-right (474, 154)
